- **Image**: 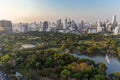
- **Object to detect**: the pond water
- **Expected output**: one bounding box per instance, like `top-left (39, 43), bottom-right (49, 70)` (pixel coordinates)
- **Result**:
top-left (72, 54), bottom-right (120, 74)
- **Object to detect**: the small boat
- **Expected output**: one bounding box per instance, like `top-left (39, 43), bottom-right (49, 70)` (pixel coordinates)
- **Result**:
top-left (105, 54), bottom-right (110, 64)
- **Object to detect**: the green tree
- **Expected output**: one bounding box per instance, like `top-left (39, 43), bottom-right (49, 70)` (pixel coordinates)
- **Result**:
top-left (1, 54), bottom-right (10, 63)
top-left (60, 69), bottom-right (71, 79)
top-left (72, 73), bottom-right (82, 79)
top-left (93, 74), bottom-right (106, 80)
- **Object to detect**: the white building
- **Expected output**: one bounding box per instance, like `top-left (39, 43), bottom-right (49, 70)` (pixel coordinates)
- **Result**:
top-left (111, 15), bottom-right (117, 29)
top-left (19, 23), bottom-right (28, 33)
top-left (12, 24), bottom-right (19, 33)
top-left (112, 15), bottom-right (117, 25)
top-left (21, 44), bottom-right (35, 49)
top-left (106, 20), bottom-right (112, 32)
top-left (12, 23), bottom-right (28, 33)
top-left (114, 22), bottom-right (120, 35)
top-left (63, 18), bottom-right (68, 29)
top-left (97, 20), bottom-right (104, 32)
top-left (47, 22), bottom-right (56, 32)
top-left (28, 22), bottom-right (41, 31)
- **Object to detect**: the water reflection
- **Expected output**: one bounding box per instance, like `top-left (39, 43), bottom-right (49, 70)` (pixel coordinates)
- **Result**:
top-left (72, 54), bottom-right (120, 74)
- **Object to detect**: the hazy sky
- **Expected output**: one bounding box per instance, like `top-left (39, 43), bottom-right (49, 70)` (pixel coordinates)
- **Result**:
top-left (0, 0), bottom-right (120, 23)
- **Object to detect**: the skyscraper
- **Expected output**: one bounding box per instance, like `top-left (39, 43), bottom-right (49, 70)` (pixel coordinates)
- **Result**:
top-left (97, 20), bottom-right (103, 32)
top-left (63, 18), bottom-right (68, 29)
top-left (70, 20), bottom-right (77, 31)
top-left (111, 15), bottom-right (117, 29)
top-left (56, 19), bottom-right (63, 30)
top-left (112, 15), bottom-right (116, 24)
top-left (0, 20), bottom-right (13, 33)
top-left (42, 21), bottom-right (49, 31)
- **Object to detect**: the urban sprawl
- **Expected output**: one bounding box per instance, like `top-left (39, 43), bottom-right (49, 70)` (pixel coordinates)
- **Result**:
top-left (0, 15), bottom-right (120, 35)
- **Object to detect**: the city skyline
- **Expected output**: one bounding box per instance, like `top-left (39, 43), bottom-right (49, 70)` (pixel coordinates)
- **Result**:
top-left (0, 0), bottom-right (120, 23)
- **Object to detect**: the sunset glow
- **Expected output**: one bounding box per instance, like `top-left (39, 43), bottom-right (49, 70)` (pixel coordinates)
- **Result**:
top-left (0, 0), bottom-right (120, 23)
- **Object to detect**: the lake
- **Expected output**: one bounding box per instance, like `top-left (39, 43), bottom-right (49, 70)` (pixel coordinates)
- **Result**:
top-left (72, 54), bottom-right (120, 75)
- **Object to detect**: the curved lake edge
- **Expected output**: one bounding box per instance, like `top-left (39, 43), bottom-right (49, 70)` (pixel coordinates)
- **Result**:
top-left (69, 53), bottom-right (120, 75)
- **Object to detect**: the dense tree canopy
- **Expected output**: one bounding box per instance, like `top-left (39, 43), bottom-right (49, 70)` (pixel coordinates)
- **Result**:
top-left (0, 31), bottom-right (120, 80)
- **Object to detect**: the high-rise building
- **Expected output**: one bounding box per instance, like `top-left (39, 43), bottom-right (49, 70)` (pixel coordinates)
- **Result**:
top-left (28, 22), bottom-right (40, 31)
top-left (114, 26), bottom-right (120, 35)
top-left (0, 20), bottom-right (13, 33)
top-left (114, 22), bottom-right (120, 35)
top-left (19, 23), bottom-right (28, 33)
top-left (112, 15), bottom-right (116, 24)
top-left (111, 15), bottom-right (117, 29)
top-left (70, 20), bottom-right (77, 31)
top-left (80, 20), bottom-right (84, 28)
top-left (97, 20), bottom-right (103, 32)
top-left (63, 18), bottom-right (68, 29)
top-left (56, 19), bottom-right (63, 30)
top-left (42, 21), bottom-right (48, 31)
